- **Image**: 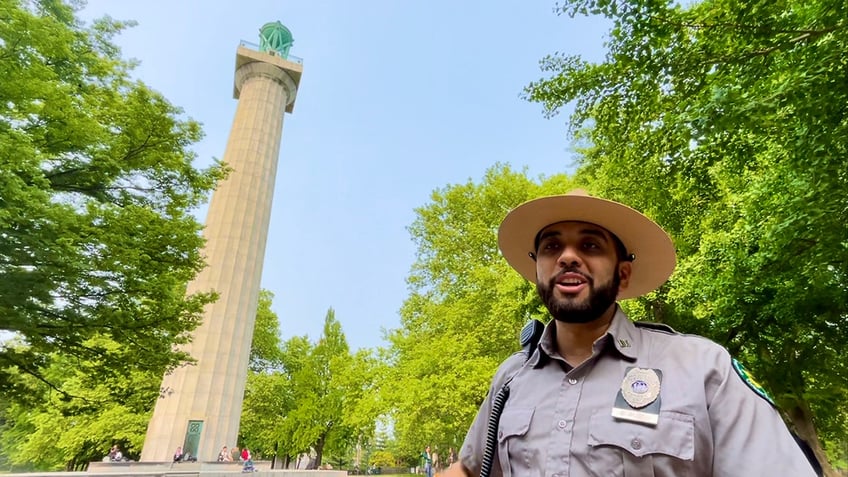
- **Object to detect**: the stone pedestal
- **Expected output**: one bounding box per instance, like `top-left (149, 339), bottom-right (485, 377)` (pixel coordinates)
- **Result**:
top-left (4, 462), bottom-right (344, 477)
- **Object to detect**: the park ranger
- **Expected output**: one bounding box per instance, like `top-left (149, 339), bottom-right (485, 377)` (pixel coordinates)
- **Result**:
top-left (443, 190), bottom-right (819, 477)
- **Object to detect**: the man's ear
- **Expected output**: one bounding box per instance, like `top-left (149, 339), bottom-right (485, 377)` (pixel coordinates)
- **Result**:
top-left (617, 261), bottom-right (632, 293)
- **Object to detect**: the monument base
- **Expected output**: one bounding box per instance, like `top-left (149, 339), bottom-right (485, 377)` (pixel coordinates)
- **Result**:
top-left (2, 462), bottom-right (346, 477)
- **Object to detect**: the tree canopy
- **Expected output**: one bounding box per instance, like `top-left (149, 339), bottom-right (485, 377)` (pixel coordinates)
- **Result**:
top-left (525, 0), bottom-right (847, 471)
top-left (0, 0), bottom-right (225, 396)
top-left (240, 307), bottom-right (379, 469)
top-left (0, 288), bottom-right (283, 472)
top-left (382, 166), bottom-right (578, 459)
top-left (0, 336), bottom-right (161, 471)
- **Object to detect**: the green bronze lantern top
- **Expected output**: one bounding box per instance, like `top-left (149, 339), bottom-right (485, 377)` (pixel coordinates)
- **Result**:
top-left (259, 21), bottom-right (293, 58)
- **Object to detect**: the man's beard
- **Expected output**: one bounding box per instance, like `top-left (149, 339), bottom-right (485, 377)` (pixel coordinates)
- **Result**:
top-left (537, 268), bottom-right (620, 324)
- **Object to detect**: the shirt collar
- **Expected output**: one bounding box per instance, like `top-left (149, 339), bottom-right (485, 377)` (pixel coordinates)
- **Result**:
top-left (528, 321), bottom-right (556, 368)
top-left (529, 306), bottom-right (640, 366)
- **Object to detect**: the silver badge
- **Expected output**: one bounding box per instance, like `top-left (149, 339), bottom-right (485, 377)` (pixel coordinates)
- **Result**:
top-left (620, 367), bottom-right (661, 409)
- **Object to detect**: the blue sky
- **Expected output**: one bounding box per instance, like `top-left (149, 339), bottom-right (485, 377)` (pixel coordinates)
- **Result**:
top-left (79, 1), bottom-right (609, 350)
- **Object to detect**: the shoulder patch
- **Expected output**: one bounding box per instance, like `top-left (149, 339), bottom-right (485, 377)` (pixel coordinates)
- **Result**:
top-left (633, 321), bottom-right (676, 334)
top-left (732, 358), bottom-right (775, 406)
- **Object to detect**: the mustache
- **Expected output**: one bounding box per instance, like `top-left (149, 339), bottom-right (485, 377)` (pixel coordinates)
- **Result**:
top-left (553, 266), bottom-right (592, 284)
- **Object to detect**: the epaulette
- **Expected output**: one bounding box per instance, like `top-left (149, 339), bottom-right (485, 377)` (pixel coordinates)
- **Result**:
top-left (633, 321), bottom-right (676, 334)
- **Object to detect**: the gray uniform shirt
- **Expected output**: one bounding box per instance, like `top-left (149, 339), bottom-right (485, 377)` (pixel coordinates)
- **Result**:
top-left (460, 308), bottom-right (817, 477)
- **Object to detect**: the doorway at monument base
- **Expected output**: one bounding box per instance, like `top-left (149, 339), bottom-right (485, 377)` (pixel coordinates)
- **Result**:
top-left (3, 462), bottom-right (346, 477)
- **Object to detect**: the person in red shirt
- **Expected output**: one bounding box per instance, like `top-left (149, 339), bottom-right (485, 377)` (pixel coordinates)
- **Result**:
top-left (241, 447), bottom-right (255, 472)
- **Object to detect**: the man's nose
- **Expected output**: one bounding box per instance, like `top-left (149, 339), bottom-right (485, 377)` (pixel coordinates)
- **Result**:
top-left (557, 244), bottom-right (582, 268)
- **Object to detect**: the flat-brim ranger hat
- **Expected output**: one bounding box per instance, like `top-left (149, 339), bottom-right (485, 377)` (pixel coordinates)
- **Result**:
top-left (498, 190), bottom-right (676, 300)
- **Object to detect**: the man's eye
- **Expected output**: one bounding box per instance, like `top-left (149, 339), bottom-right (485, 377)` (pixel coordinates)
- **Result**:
top-left (542, 242), bottom-right (559, 251)
top-left (583, 242), bottom-right (600, 250)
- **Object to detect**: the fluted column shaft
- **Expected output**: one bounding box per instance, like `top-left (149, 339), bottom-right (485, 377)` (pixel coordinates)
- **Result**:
top-left (141, 58), bottom-right (297, 462)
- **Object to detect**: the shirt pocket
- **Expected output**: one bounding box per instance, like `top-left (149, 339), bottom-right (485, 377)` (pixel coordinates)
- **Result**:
top-left (497, 407), bottom-right (535, 477)
top-left (587, 410), bottom-right (695, 477)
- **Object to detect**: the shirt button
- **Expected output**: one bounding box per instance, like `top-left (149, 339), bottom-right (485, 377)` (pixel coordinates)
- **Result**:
top-left (557, 419), bottom-right (567, 430)
top-left (568, 377), bottom-right (578, 385)
top-left (631, 438), bottom-right (642, 450)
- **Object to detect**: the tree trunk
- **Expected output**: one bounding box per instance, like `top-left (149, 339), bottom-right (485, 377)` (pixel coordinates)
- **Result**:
top-left (788, 401), bottom-right (835, 477)
top-left (314, 434), bottom-right (326, 468)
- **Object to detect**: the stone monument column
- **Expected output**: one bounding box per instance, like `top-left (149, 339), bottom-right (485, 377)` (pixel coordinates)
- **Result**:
top-left (141, 22), bottom-right (302, 462)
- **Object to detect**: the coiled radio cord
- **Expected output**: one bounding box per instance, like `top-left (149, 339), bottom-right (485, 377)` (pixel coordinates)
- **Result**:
top-left (479, 319), bottom-right (543, 477)
top-left (479, 383), bottom-right (510, 477)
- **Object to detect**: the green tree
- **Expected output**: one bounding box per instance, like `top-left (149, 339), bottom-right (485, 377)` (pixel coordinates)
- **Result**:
top-left (0, 0), bottom-right (225, 395)
top-left (239, 289), bottom-right (290, 463)
top-left (288, 309), bottom-right (361, 467)
top-left (0, 336), bottom-right (160, 471)
top-left (249, 289), bottom-right (283, 372)
top-left (383, 165), bottom-right (578, 458)
top-left (525, 0), bottom-right (848, 472)
top-left (0, 286), bottom-right (282, 473)
top-left (240, 308), bottom-right (377, 469)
